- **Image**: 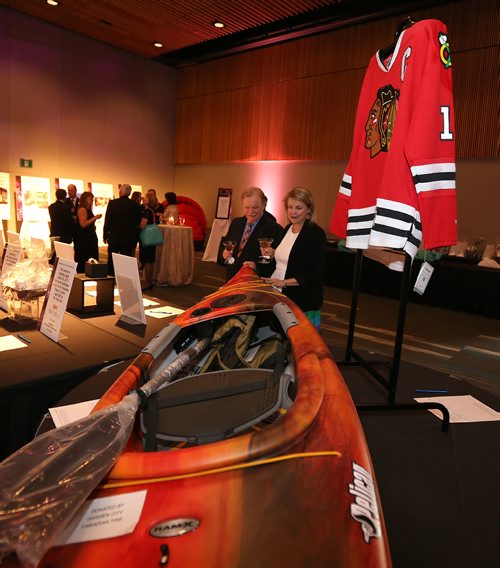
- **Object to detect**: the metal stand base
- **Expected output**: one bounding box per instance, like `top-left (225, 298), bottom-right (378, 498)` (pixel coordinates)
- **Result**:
top-left (337, 249), bottom-right (449, 432)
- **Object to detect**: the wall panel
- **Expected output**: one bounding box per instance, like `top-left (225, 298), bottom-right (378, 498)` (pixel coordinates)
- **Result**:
top-left (175, 0), bottom-right (499, 163)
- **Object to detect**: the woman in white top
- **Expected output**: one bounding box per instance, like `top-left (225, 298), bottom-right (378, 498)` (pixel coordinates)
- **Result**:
top-left (257, 187), bottom-right (326, 329)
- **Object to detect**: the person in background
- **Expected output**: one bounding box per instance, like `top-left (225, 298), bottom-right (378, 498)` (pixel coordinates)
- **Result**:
top-left (131, 191), bottom-right (143, 207)
top-left (259, 187), bottom-right (326, 329)
top-left (138, 194), bottom-right (157, 291)
top-left (64, 184), bottom-right (80, 222)
top-left (146, 188), bottom-right (164, 224)
top-left (103, 183), bottom-right (143, 276)
top-left (161, 192), bottom-right (179, 223)
top-left (218, 186), bottom-right (282, 281)
top-left (48, 188), bottom-right (74, 264)
top-left (74, 191), bottom-right (101, 273)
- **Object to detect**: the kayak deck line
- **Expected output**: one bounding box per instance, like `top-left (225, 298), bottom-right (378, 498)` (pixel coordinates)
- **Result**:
top-left (99, 450), bottom-right (343, 489)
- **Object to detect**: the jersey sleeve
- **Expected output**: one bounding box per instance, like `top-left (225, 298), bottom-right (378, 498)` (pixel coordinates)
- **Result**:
top-left (404, 21), bottom-right (457, 249)
top-left (329, 169), bottom-right (351, 238)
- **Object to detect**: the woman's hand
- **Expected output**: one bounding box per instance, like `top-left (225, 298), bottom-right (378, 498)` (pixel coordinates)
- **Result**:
top-left (262, 277), bottom-right (286, 288)
top-left (243, 261), bottom-right (257, 270)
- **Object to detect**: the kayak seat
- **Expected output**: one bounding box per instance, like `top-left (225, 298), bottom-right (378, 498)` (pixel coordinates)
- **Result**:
top-left (141, 367), bottom-right (292, 450)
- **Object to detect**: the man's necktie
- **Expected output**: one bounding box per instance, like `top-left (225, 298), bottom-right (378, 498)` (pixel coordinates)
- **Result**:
top-left (237, 223), bottom-right (253, 257)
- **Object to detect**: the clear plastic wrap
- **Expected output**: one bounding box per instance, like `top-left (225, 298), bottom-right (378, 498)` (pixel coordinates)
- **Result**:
top-left (0, 337), bottom-right (211, 566)
top-left (0, 394), bottom-right (139, 567)
top-left (1, 258), bottom-right (51, 294)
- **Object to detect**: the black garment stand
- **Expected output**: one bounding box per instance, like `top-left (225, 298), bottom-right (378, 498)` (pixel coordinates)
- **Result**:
top-left (337, 249), bottom-right (450, 432)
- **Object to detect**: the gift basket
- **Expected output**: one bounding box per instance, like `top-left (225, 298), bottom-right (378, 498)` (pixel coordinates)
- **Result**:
top-left (1, 243), bottom-right (52, 322)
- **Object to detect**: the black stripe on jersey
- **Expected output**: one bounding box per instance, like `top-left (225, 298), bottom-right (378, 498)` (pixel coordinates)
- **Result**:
top-left (341, 180), bottom-right (352, 190)
top-left (348, 212), bottom-right (375, 223)
top-left (412, 171), bottom-right (456, 184)
top-left (371, 223), bottom-right (409, 238)
top-left (408, 233), bottom-right (421, 248)
top-left (376, 207), bottom-right (415, 224)
top-left (346, 227), bottom-right (371, 236)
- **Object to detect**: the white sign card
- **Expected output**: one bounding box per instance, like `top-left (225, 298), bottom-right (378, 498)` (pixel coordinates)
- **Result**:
top-left (19, 176), bottom-right (50, 222)
top-left (112, 253), bottom-right (146, 325)
top-left (0, 171), bottom-right (11, 220)
top-left (88, 182), bottom-right (113, 246)
top-left (415, 395), bottom-right (500, 423)
top-left (1, 243), bottom-right (23, 276)
top-left (413, 261), bottom-right (434, 295)
top-left (1, 242), bottom-right (23, 311)
top-left (38, 257), bottom-right (77, 342)
top-left (0, 335), bottom-right (29, 352)
top-left (49, 400), bottom-right (99, 428)
top-left (53, 240), bottom-right (75, 261)
top-left (145, 306), bottom-right (184, 319)
top-left (56, 491), bottom-right (147, 545)
top-left (215, 187), bottom-right (232, 219)
top-left (6, 231), bottom-right (21, 245)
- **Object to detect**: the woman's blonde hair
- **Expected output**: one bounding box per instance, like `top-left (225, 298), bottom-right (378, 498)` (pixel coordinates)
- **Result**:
top-left (148, 194), bottom-right (159, 209)
top-left (284, 187), bottom-right (315, 222)
top-left (79, 191), bottom-right (93, 209)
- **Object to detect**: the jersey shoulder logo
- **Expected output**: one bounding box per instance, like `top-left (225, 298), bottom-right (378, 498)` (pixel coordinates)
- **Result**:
top-left (438, 32), bottom-right (452, 69)
top-left (365, 84), bottom-right (399, 158)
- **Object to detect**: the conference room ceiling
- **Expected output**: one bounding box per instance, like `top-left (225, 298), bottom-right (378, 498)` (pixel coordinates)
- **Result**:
top-left (3, 0), bottom-right (455, 67)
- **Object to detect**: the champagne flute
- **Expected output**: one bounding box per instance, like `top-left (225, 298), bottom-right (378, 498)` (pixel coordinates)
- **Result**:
top-left (222, 240), bottom-right (237, 264)
top-left (258, 237), bottom-right (274, 264)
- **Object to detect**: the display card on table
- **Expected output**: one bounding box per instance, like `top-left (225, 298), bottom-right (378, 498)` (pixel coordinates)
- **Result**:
top-left (53, 241), bottom-right (75, 261)
top-left (6, 231), bottom-right (21, 245)
top-left (112, 252), bottom-right (146, 325)
top-left (38, 257), bottom-right (77, 342)
top-left (1, 243), bottom-right (23, 276)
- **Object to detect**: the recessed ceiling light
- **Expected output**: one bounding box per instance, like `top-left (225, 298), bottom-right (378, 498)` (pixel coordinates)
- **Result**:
top-left (153, 41), bottom-right (163, 48)
top-left (47, 0), bottom-right (59, 5)
top-left (213, 21), bottom-right (225, 29)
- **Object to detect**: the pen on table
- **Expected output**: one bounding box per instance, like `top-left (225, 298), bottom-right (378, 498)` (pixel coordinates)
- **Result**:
top-left (149, 310), bottom-right (173, 315)
top-left (17, 334), bottom-right (31, 344)
top-left (415, 389), bottom-right (448, 394)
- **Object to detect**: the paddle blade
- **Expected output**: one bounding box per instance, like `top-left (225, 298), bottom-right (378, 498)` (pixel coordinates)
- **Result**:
top-left (0, 393), bottom-right (139, 567)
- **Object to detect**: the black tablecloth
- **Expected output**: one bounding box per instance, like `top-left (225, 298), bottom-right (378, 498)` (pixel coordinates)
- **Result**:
top-left (0, 303), bottom-right (174, 460)
top-left (325, 247), bottom-right (500, 318)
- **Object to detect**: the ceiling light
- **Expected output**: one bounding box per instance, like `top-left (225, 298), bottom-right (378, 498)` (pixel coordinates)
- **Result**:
top-left (47, 0), bottom-right (59, 5)
top-left (153, 41), bottom-right (163, 48)
top-left (213, 22), bottom-right (225, 29)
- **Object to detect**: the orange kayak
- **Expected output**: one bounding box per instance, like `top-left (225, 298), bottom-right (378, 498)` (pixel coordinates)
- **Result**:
top-left (12, 267), bottom-right (391, 567)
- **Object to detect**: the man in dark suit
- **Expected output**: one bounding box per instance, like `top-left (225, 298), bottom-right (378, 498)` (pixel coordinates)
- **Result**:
top-left (103, 183), bottom-right (143, 275)
top-left (64, 184), bottom-right (80, 221)
top-left (49, 188), bottom-right (75, 263)
top-left (218, 187), bottom-right (282, 281)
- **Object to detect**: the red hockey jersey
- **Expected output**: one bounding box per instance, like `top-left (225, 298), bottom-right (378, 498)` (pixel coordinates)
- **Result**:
top-left (330, 19), bottom-right (457, 261)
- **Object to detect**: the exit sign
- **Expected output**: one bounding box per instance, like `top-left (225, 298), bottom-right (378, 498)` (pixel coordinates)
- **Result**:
top-left (20, 159), bottom-right (33, 168)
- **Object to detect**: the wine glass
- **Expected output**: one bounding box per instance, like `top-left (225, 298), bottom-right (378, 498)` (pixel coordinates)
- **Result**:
top-left (258, 237), bottom-right (274, 264)
top-left (222, 240), bottom-right (237, 264)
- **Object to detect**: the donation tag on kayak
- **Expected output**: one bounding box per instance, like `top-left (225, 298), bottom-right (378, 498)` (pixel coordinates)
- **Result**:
top-left (56, 491), bottom-right (147, 545)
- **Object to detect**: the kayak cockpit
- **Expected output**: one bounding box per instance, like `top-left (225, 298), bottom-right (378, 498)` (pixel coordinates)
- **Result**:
top-left (139, 307), bottom-right (297, 451)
